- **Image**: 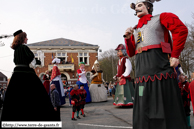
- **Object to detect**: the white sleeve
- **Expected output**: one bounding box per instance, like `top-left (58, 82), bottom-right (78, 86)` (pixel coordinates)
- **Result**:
top-left (122, 59), bottom-right (132, 77)
top-left (90, 73), bottom-right (95, 80)
top-left (78, 72), bottom-right (85, 76)
top-left (116, 65), bottom-right (118, 76)
top-left (101, 72), bottom-right (105, 82)
top-left (30, 58), bottom-right (36, 67)
top-left (78, 70), bottom-right (85, 76)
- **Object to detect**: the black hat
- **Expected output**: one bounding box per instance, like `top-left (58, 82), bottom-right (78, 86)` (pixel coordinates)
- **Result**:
top-left (80, 84), bottom-right (84, 87)
top-left (13, 29), bottom-right (23, 37)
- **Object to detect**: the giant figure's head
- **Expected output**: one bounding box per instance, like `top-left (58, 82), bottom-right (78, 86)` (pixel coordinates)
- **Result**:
top-left (115, 44), bottom-right (127, 57)
top-left (130, 0), bottom-right (160, 18)
top-left (92, 60), bottom-right (100, 72)
top-left (79, 62), bottom-right (85, 70)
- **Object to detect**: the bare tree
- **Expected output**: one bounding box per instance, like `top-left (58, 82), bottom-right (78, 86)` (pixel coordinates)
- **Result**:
top-left (179, 14), bottom-right (194, 80)
top-left (99, 49), bottom-right (136, 82)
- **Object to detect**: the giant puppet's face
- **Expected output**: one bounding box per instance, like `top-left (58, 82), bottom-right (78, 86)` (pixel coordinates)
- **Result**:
top-left (94, 63), bottom-right (100, 72)
top-left (117, 50), bottom-right (123, 57)
top-left (80, 64), bottom-right (85, 70)
top-left (135, 2), bottom-right (149, 18)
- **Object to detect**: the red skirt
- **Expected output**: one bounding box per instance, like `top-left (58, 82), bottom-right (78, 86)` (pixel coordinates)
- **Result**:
top-left (43, 80), bottom-right (50, 94)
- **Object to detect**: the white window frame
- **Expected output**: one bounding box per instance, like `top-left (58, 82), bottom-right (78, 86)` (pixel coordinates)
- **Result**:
top-left (78, 52), bottom-right (90, 65)
top-left (34, 52), bottom-right (45, 66)
top-left (56, 52), bottom-right (68, 63)
top-left (86, 72), bottom-right (91, 84)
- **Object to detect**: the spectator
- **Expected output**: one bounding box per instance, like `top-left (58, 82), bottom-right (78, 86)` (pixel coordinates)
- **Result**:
top-left (43, 70), bottom-right (50, 94)
top-left (50, 84), bottom-right (61, 121)
top-left (0, 87), bottom-right (3, 109)
top-left (2, 87), bottom-right (7, 101)
top-left (64, 86), bottom-right (67, 98)
top-left (189, 75), bottom-right (194, 116)
top-left (178, 74), bottom-right (191, 128)
top-left (109, 86), bottom-right (112, 96)
top-left (112, 85), bottom-right (116, 100)
top-left (67, 85), bottom-right (73, 106)
top-left (109, 81), bottom-right (113, 96)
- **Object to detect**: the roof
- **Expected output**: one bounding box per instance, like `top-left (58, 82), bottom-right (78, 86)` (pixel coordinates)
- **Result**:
top-left (27, 38), bottom-right (98, 47)
top-left (0, 72), bottom-right (7, 78)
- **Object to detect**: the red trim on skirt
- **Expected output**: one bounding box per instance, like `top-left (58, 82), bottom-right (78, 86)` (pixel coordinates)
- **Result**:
top-left (113, 102), bottom-right (133, 106)
top-left (136, 72), bottom-right (177, 84)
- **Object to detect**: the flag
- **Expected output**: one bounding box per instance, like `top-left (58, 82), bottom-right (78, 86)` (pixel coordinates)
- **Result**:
top-left (52, 53), bottom-right (53, 59)
top-left (71, 54), bottom-right (74, 63)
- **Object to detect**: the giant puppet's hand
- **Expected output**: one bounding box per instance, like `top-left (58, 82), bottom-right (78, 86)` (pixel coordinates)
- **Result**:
top-left (94, 72), bottom-right (98, 76)
top-left (113, 76), bottom-right (117, 81)
top-left (124, 27), bottom-right (134, 39)
top-left (170, 57), bottom-right (179, 68)
top-left (118, 77), bottom-right (121, 82)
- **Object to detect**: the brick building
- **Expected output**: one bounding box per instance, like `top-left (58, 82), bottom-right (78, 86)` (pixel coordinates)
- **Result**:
top-left (28, 38), bottom-right (99, 86)
top-left (0, 72), bottom-right (8, 88)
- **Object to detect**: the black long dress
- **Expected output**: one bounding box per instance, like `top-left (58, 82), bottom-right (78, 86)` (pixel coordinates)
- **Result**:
top-left (0, 44), bottom-right (57, 121)
top-left (133, 49), bottom-right (188, 129)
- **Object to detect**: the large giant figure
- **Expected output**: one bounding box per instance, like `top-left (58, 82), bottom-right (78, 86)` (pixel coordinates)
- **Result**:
top-left (50, 58), bottom-right (66, 105)
top-left (124, 0), bottom-right (188, 129)
top-left (89, 60), bottom-right (107, 102)
top-left (113, 44), bottom-right (134, 106)
top-left (1, 30), bottom-right (56, 121)
top-left (76, 62), bottom-right (91, 103)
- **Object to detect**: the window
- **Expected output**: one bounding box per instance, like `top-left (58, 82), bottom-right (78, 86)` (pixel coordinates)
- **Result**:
top-left (56, 52), bottom-right (68, 64)
top-left (78, 52), bottom-right (89, 65)
top-left (34, 51), bottom-right (45, 66)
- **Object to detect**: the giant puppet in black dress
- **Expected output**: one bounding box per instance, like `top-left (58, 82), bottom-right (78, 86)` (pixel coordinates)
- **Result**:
top-left (124, 0), bottom-right (188, 129)
top-left (1, 30), bottom-right (57, 121)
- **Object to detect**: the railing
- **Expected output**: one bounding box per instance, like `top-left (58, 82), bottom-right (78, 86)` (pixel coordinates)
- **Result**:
top-left (48, 64), bottom-right (74, 71)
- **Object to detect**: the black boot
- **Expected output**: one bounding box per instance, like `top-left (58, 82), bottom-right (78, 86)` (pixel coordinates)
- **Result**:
top-left (77, 116), bottom-right (81, 119)
top-left (71, 118), bottom-right (77, 121)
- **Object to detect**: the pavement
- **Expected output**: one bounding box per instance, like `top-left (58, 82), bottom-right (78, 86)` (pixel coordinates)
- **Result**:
top-left (0, 97), bottom-right (194, 129)
top-left (61, 97), bottom-right (133, 129)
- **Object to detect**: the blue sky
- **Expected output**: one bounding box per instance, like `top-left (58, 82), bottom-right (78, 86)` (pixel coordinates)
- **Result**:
top-left (0, 0), bottom-right (193, 78)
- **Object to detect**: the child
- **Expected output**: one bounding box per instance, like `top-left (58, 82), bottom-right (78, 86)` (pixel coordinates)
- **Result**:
top-left (70, 84), bottom-right (81, 120)
top-left (78, 84), bottom-right (87, 117)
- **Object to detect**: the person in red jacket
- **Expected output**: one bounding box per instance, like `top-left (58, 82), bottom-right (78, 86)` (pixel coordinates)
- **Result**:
top-left (124, 0), bottom-right (188, 129)
top-left (43, 70), bottom-right (50, 94)
top-left (78, 84), bottom-right (87, 117)
top-left (178, 74), bottom-right (191, 129)
top-left (70, 84), bottom-right (81, 120)
top-left (189, 76), bottom-right (194, 117)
